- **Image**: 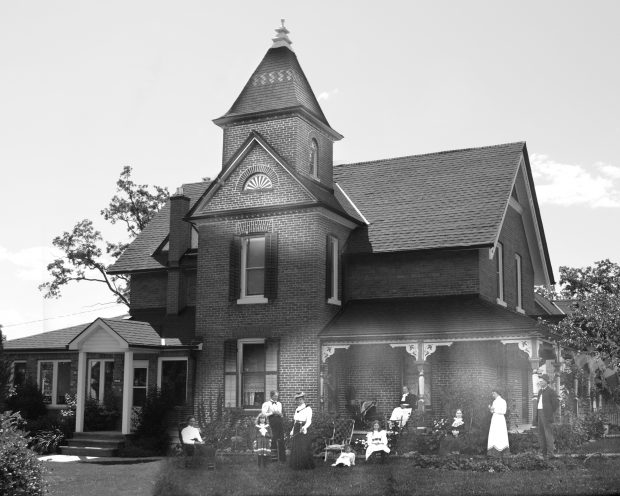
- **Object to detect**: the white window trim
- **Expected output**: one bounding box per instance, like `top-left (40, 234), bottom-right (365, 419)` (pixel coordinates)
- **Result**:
top-left (327, 236), bottom-right (341, 306)
top-left (310, 139), bottom-right (319, 179)
top-left (515, 253), bottom-right (524, 313)
top-left (11, 361), bottom-right (26, 387)
top-left (38, 360), bottom-right (71, 407)
top-left (238, 236), bottom-right (268, 305)
top-left (496, 242), bottom-right (506, 306)
top-left (157, 357), bottom-right (188, 404)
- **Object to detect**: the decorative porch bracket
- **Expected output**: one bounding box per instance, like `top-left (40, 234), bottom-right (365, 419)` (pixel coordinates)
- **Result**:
top-left (422, 341), bottom-right (453, 360)
top-left (389, 343), bottom-right (419, 359)
top-left (321, 344), bottom-right (351, 363)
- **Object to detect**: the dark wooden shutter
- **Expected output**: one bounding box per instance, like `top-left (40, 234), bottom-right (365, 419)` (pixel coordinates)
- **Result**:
top-left (229, 236), bottom-right (241, 301)
top-left (264, 232), bottom-right (278, 300)
top-left (326, 235), bottom-right (333, 299)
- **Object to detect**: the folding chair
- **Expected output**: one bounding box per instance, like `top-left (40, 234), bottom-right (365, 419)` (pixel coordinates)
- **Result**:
top-left (323, 419), bottom-right (355, 462)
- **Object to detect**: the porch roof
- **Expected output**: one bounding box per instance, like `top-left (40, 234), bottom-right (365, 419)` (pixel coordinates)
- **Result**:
top-left (320, 296), bottom-right (548, 342)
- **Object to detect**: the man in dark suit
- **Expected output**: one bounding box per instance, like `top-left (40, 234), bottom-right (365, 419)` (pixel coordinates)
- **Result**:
top-left (535, 374), bottom-right (559, 459)
top-left (389, 386), bottom-right (418, 428)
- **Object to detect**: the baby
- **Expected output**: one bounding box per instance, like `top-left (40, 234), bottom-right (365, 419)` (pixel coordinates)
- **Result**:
top-left (331, 445), bottom-right (356, 467)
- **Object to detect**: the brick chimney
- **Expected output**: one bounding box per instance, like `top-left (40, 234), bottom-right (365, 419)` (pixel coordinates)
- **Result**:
top-left (166, 187), bottom-right (190, 315)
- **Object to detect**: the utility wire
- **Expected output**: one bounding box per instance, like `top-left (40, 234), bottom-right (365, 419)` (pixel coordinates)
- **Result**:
top-left (3, 302), bottom-right (126, 328)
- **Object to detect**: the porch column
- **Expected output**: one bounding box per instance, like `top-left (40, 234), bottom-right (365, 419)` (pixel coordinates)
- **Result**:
top-left (415, 362), bottom-right (428, 411)
top-left (574, 376), bottom-right (579, 416)
top-left (75, 351), bottom-right (86, 433)
top-left (553, 359), bottom-right (562, 419)
top-left (122, 351), bottom-right (134, 434)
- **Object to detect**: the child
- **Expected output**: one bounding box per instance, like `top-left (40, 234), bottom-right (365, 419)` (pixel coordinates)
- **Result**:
top-left (365, 420), bottom-right (390, 463)
top-left (331, 444), bottom-right (356, 467)
top-left (254, 413), bottom-right (272, 467)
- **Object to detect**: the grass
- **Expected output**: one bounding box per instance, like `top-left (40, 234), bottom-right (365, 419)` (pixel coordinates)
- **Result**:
top-left (44, 459), bottom-right (163, 496)
top-left (43, 442), bottom-right (620, 496)
top-left (151, 455), bottom-right (620, 496)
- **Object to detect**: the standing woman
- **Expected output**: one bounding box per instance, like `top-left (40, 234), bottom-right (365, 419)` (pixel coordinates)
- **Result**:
top-left (487, 389), bottom-right (509, 457)
top-left (289, 392), bottom-right (315, 470)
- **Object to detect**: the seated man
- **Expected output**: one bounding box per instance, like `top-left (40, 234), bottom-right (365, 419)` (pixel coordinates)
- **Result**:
top-left (389, 386), bottom-right (417, 429)
top-left (180, 416), bottom-right (215, 459)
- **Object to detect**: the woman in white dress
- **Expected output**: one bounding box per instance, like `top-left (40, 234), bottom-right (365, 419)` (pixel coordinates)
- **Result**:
top-left (487, 390), bottom-right (509, 456)
top-left (365, 420), bottom-right (390, 462)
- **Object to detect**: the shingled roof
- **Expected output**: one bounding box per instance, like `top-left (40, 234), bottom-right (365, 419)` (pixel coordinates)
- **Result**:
top-left (321, 295), bottom-right (548, 341)
top-left (108, 181), bottom-right (209, 274)
top-left (334, 142), bottom-right (527, 254)
top-left (216, 45), bottom-right (330, 128)
top-left (4, 323), bottom-right (89, 350)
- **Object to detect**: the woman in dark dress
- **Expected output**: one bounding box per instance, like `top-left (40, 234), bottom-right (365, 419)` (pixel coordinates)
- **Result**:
top-left (289, 391), bottom-right (315, 470)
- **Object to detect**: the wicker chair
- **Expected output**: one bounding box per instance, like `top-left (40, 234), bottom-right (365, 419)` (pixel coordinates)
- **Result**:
top-left (323, 419), bottom-right (355, 462)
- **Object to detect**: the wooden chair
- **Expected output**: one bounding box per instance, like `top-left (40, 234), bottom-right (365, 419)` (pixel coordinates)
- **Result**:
top-left (323, 419), bottom-right (355, 462)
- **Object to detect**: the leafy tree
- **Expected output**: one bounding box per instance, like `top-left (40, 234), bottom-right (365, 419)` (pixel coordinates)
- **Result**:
top-left (39, 166), bottom-right (168, 305)
top-left (541, 260), bottom-right (620, 369)
top-left (0, 324), bottom-right (10, 410)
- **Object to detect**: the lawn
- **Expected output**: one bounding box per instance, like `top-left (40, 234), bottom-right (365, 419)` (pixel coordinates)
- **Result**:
top-left (44, 459), bottom-right (163, 496)
top-left (43, 453), bottom-right (620, 496)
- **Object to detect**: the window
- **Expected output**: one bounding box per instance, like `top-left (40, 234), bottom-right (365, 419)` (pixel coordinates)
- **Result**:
top-left (515, 253), bottom-right (524, 313)
top-left (224, 339), bottom-right (279, 409)
top-left (230, 233), bottom-right (278, 304)
top-left (38, 360), bottom-right (71, 406)
top-left (158, 358), bottom-right (188, 407)
top-left (309, 139), bottom-right (318, 177)
top-left (88, 359), bottom-right (114, 402)
top-left (12, 361), bottom-right (26, 387)
top-left (244, 173), bottom-right (273, 191)
top-left (496, 242), bottom-right (506, 306)
top-left (132, 361), bottom-right (148, 408)
top-left (326, 235), bottom-right (341, 305)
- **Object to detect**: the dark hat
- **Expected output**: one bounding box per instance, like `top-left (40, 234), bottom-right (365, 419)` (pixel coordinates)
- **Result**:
top-left (539, 373), bottom-right (550, 383)
top-left (294, 391), bottom-right (305, 399)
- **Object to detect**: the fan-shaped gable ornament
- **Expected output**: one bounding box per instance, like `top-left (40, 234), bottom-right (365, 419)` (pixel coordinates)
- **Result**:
top-left (244, 173), bottom-right (273, 191)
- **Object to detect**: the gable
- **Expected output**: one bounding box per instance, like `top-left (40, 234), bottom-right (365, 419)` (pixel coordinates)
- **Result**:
top-left (68, 319), bottom-right (128, 351)
top-left (192, 137), bottom-right (316, 216)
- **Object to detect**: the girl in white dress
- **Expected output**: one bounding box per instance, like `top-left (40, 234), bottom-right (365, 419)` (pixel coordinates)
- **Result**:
top-left (365, 420), bottom-right (390, 462)
top-left (487, 390), bottom-right (509, 456)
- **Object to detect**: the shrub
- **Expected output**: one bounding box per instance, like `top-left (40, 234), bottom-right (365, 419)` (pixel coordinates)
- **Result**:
top-left (0, 411), bottom-right (47, 496)
top-left (554, 412), bottom-right (588, 452)
top-left (508, 430), bottom-right (539, 453)
top-left (582, 411), bottom-right (607, 440)
top-left (28, 428), bottom-right (65, 455)
top-left (131, 388), bottom-right (176, 455)
top-left (5, 381), bottom-right (47, 421)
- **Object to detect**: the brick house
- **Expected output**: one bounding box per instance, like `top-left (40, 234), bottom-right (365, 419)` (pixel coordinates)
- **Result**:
top-left (5, 24), bottom-right (565, 434)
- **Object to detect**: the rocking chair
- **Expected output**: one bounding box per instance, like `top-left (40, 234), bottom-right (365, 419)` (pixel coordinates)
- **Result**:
top-left (323, 419), bottom-right (355, 462)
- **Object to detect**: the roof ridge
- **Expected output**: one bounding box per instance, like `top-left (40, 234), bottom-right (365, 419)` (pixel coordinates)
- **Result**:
top-left (334, 141), bottom-right (525, 169)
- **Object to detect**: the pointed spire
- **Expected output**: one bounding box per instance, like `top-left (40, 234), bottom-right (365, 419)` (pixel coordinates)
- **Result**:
top-left (271, 19), bottom-right (293, 50)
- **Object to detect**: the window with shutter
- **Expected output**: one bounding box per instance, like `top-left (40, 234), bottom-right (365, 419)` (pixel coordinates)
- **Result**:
top-left (235, 232), bottom-right (278, 304)
top-left (224, 339), bottom-right (279, 409)
top-left (496, 242), bottom-right (506, 306)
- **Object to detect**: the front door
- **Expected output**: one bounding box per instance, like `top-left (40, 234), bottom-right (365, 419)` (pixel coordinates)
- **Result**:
top-left (88, 359), bottom-right (114, 402)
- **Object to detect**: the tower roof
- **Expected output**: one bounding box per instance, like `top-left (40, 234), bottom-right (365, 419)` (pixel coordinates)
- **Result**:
top-left (215, 22), bottom-right (333, 131)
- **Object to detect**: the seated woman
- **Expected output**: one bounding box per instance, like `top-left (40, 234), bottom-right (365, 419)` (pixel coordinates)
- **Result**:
top-left (451, 409), bottom-right (465, 437)
top-left (365, 420), bottom-right (390, 463)
top-left (389, 386), bottom-right (417, 429)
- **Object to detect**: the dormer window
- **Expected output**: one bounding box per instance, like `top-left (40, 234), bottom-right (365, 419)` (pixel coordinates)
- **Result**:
top-left (309, 139), bottom-right (318, 178)
top-left (244, 173), bottom-right (273, 191)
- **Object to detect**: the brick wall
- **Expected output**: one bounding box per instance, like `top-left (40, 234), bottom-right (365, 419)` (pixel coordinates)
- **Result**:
top-left (130, 272), bottom-right (168, 308)
top-left (345, 249), bottom-right (479, 300)
top-left (479, 206), bottom-right (536, 314)
top-left (194, 209), bottom-right (352, 419)
top-left (221, 114), bottom-right (335, 187)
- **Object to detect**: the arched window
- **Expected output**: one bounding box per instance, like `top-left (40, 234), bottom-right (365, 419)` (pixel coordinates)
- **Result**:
top-left (309, 139), bottom-right (318, 177)
top-left (243, 173), bottom-right (273, 191)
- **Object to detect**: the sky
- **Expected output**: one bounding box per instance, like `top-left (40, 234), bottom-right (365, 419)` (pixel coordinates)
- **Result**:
top-left (1, 1), bottom-right (619, 341)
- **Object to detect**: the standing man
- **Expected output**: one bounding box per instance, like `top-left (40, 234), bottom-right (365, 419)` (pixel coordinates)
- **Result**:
top-left (535, 374), bottom-right (559, 459)
top-left (262, 390), bottom-right (286, 462)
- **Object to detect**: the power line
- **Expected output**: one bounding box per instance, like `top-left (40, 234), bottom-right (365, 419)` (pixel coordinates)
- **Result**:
top-left (3, 302), bottom-right (126, 328)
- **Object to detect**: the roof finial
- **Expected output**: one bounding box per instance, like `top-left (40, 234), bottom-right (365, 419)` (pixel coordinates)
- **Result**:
top-left (271, 19), bottom-right (293, 50)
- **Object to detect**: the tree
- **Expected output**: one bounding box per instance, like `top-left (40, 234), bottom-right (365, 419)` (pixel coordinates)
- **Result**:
top-left (0, 324), bottom-right (10, 410)
top-left (39, 166), bottom-right (168, 305)
top-left (541, 260), bottom-right (620, 370)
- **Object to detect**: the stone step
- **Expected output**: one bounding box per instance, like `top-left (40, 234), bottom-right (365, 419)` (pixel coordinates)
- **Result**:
top-left (60, 446), bottom-right (118, 457)
top-left (66, 438), bottom-right (124, 448)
